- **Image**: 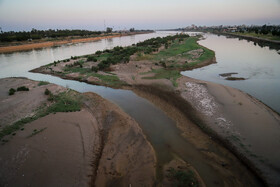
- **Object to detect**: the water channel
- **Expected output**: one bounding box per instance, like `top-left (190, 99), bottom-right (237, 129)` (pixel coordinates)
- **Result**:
top-left (1, 31), bottom-right (277, 185)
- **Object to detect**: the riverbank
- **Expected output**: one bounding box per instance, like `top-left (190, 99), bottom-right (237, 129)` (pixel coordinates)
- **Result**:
top-left (0, 32), bottom-right (152, 53)
top-left (217, 32), bottom-right (280, 46)
top-left (0, 77), bottom-right (157, 186)
top-left (30, 35), bottom-right (273, 186)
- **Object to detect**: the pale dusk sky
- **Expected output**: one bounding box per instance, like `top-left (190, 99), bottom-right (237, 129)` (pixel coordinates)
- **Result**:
top-left (0, 0), bottom-right (279, 31)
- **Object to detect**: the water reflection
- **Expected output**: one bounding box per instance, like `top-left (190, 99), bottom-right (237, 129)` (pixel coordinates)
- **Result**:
top-left (182, 34), bottom-right (280, 113)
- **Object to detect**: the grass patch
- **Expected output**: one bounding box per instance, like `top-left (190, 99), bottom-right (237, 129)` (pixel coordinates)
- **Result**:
top-left (96, 52), bottom-right (112, 61)
top-left (38, 81), bottom-right (49, 86)
top-left (142, 69), bottom-right (181, 87)
top-left (47, 91), bottom-right (82, 113)
top-left (153, 37), bottom-right (215, 69)
top-left (64, 65), bottom-right (126, 87)
top-left (167, 167), bottom-right (199, 187)
top-left (0, 90), bottom-right (82, 140)
top-left (0, 117), bottom-right (35, 140)
top-left (134, 53), bottom-right (154, 61)
top-left (88, 73), bottom-right (126, 87)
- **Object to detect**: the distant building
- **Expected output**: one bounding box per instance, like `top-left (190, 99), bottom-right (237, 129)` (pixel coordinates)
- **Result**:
top-left (227, 27), bottom-right (237, 32)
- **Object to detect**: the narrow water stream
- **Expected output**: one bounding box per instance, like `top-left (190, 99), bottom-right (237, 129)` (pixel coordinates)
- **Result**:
top-left (27, 72), bottom-right (225, 186)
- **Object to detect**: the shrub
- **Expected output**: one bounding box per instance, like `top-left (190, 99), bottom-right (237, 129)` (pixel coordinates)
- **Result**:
top-left (87, 55), bottom-right (97, 62)
top-left (95, 50), bottom-right (102, 55)
top-left (44, 88), bottom-right (51, 95)
top-left (91, 66), bottom-right (98, 72)
top-left (9, 88), bottom-right (16, 95)
top-left (160, 61), bottom-right (167, 68)
top-left (17, 86), bottom-right (29, 91)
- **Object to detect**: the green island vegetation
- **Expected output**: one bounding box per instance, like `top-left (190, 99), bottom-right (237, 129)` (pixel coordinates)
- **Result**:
top-left (141, 36), bottom-right (214, 86)
top-left (47, 34), bottom-right (214, 88)
top-left (167, 167), bottom-right (199, 187)
top-left (1, 89), bottom-right (82, 141)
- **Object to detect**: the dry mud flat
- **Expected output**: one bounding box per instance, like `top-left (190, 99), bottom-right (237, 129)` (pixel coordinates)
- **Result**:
top-left (0, 78), bottom-right (156, 186)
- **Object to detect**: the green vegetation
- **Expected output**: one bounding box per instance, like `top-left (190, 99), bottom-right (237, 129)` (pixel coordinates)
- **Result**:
top-left (52, 34), bottom-right (214, 88)
top-left (0, 29), bottom-right (103, 42)
top-left (185, 24), bottom-right (280, 40)
top-left (87, 55), bottom-right (97, 62)
top-left (0, 116), bottom-right (35, 141)
top-left (8, 86), bottom-right (30, 95)
top-left (153, 37), bottom-right (215, 69)
top-left (0, 90), bottom-right (82, 140)
top-left (64, 66), bottom-right (126, 87)
top-left (234, 32), bottom-right (280, 41)
top-left (38, 81), bottom-right (49, 86)
top-left (80, 34), bottom-right (190, 71)
top-left (139, 36), bottom-right (215, 86)
top-left (17, 86), bottom-right (29, 91)
top-left (89, 73), bottom-right (125, 87)
top-left (143, 69), bottom-right (181, 87)
top-left (46, 91), bottom-right (82, 113)
top-left (44, 88), bottom-right (50, 95)
top-left (167, 167), bottom-right (198, 187)
top-left (9, 88), bottom-right (16, 95)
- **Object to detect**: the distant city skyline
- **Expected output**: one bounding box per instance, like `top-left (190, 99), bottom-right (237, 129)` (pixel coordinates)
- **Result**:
top-left (0, 0), bottom-right (280, 31)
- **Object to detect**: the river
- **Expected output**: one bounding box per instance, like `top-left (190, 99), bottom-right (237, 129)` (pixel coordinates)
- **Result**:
top-left (182, 33), bottom-right (280, 113)
top-left (0, 31), bottom-right (276, 186)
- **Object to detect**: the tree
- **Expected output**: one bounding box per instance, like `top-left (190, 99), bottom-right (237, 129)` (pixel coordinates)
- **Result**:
top-left (129, 28), bottom-right (135, 32)
top-left (106, 27), bottom-right (113, 33)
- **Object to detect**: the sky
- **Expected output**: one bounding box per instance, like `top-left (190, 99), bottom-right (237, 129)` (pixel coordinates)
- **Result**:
top-left (0, 0), bottom-right (280, 31)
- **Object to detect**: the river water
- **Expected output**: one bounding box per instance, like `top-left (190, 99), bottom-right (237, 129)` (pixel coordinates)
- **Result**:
top-left (0, 31), bottom-right (277, 185)
top-left (182, 33), bottom-right (280, 113)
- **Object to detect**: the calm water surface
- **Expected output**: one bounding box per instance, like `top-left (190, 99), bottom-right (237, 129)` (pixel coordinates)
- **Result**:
top-left (182, 33), bottom-right (280, 113)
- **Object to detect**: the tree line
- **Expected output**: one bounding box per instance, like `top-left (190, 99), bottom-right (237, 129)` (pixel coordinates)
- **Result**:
top-left (0, 29), bottom-right (103, 42)
top-left (239, 25), bottom-right (280, 36)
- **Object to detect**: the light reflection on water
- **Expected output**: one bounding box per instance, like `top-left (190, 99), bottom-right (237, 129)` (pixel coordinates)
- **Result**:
top-left (182, 34), bottom-right (280, 113)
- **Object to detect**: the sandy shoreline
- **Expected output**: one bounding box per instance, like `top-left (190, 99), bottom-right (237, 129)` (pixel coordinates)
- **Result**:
top-left (0, 32), bottom-right (151, 54)
top-left (0, 78), bottom-right (156, 186)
